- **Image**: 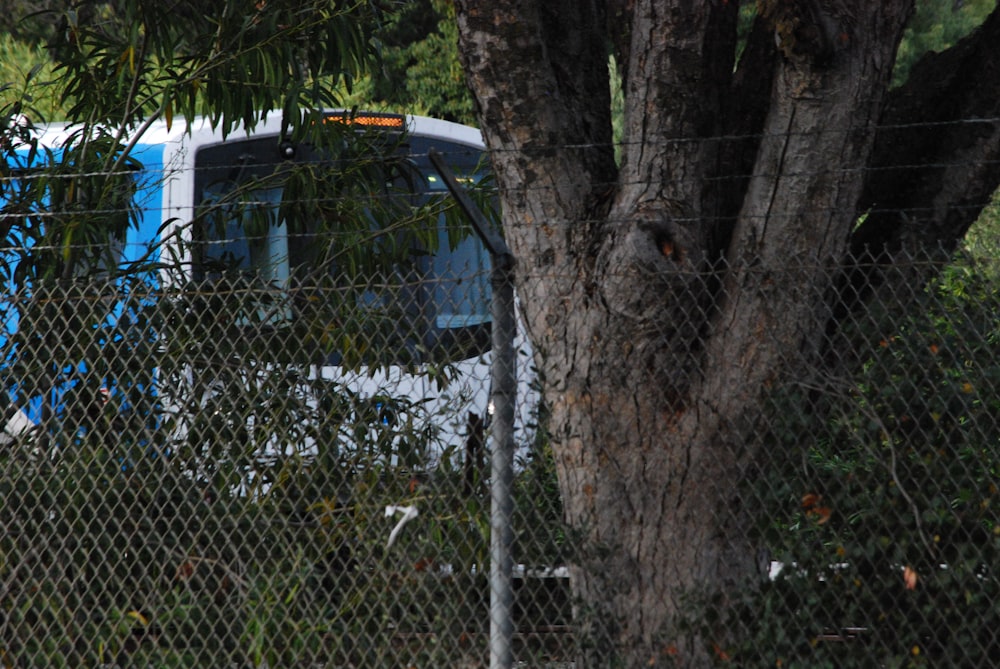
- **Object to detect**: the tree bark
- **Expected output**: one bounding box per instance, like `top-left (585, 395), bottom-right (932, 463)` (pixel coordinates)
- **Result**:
top-left (453, 0), bottom-right (1000, 665)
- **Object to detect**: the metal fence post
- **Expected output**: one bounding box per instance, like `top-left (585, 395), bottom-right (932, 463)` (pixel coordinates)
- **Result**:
top-left (429, 149), bottom-right (516, 669)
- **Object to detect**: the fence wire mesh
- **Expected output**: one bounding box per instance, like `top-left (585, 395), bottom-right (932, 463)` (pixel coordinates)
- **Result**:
top-left (0, 215), bottom-right (998, 668)
top-left (731, 247), bottom-right (1000, 668)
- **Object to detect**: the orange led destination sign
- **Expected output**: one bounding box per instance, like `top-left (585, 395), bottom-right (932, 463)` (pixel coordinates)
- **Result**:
top-left (322, 112), bottom-right (405, 129)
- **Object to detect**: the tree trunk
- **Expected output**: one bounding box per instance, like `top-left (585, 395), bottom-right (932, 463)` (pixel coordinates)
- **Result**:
top-left (451, 1), bottom-right (999, 665)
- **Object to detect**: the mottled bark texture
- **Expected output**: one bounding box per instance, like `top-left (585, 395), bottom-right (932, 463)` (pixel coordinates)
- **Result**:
top-left (454, 1), bottom-right (1000, 666)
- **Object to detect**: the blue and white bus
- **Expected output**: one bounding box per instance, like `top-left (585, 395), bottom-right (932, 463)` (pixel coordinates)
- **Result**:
top-left (1, 112), bottom-right (529, 481)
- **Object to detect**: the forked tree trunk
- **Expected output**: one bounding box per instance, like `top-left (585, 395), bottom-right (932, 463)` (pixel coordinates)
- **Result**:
top-left (453, 1), bottom-right (1000, 665)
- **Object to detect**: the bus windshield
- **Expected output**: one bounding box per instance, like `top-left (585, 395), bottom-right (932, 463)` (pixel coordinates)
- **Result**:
top-left (191, 131), bottom-right (493, 366)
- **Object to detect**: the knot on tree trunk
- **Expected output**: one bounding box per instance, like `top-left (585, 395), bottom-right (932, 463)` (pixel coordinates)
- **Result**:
top-left (593, 199), bottom-right (710, 401)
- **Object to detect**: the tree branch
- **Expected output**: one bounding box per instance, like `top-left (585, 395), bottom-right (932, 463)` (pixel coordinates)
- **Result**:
top-left (454, 1), bottom-right (614, 216)
top-left (853, 4), bottom-right (1000, 257)
top-left (614, 0), bottom-right (738, 228)
top-left (709, 11), bottom-right (780, 256)
top-left (832, 5), bottom-right (1000, 341)
top-left (454, 1), bottom-right (616, 370)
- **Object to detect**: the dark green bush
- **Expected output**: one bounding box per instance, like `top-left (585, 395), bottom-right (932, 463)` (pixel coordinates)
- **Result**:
top-left (733, 257), bottom-right (1000, 667)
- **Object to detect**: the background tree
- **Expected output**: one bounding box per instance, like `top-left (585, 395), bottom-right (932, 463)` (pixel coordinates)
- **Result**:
top-left (453, 0), bottom-right (1000, 666)
top-left (893, 0), bottom-right (995, 84)
top-left (0, 0), bottom-right (63, 43)
top-left (4, 0), bottom-right (986, 127)
top-left (360, 0), bottom-right (476, 123)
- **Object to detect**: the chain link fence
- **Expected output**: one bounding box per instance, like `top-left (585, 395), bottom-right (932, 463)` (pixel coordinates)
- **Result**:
top-left (0, 198), bottom-right (998, 667)
top-left (510, 241), bottom-right (1000, 669)
top-left (732, 244), bottom-right (1000, 668)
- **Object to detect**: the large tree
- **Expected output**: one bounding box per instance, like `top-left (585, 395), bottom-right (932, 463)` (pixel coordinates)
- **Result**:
top-left (453, 0), bottom-right (1000, 665)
